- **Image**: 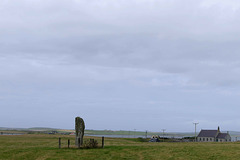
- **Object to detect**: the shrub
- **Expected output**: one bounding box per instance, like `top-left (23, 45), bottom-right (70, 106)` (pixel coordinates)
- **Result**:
top-left (136, 137), bottom-right (149, 142)
top-left (83, 139), bottom-right (98, 148)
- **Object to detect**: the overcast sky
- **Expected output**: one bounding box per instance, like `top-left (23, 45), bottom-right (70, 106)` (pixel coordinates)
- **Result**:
top-left (1, 0), bottom-right (240, 132)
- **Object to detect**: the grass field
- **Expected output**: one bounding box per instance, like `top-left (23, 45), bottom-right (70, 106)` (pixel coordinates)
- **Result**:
top-left (1, 134), bottom-right (240, 160)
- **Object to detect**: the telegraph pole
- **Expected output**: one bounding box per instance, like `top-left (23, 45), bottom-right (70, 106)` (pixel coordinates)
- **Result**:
top-left (193, 123), bottom-right (199, 142)
top-left (162, 129), bottom-right (166, 142)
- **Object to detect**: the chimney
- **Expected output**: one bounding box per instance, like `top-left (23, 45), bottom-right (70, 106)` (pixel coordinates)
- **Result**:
top-left (218, 126), bottom-right (220, 132)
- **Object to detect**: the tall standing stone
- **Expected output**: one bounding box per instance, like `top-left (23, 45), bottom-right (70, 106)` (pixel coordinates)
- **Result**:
top-left (75, 117), bottom-right (85, 147)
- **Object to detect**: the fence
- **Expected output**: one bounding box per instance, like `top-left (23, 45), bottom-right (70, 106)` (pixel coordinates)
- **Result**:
top-left (58, 136), bottom-right (104, 149)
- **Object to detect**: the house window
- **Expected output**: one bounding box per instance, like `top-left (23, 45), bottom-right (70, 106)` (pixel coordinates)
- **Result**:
top-left (203, 138), bottom-right (205, 141)
top-left (210, 138), bottom-right (212, 141)
top-left (207, 138), bottom-right (208, 141)
top-left (200, 138), bottom-right (201, 141)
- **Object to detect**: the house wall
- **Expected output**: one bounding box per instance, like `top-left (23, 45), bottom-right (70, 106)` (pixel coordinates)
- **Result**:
top-left (226, 135), bottom-right (231, 142)
top-left (197, 137), bottom-right (215, 142)
top-left (217, 138), bottom-right (225, 142)
top-left (217, 135), bottom-right (231, 142)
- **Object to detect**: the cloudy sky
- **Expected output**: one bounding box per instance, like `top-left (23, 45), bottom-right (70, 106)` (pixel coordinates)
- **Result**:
top-left (1, 0), bottom-right (240, 132)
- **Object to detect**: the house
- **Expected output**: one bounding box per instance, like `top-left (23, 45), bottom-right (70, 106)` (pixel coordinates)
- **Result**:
top-left (216, 133), bottom-right (231, 142)
top-left (197, 126), bottom-right (231, 142)
top-left (149, 135), bottom-right (160, 142)
top-left (69, 132), bottom-right (75, 135)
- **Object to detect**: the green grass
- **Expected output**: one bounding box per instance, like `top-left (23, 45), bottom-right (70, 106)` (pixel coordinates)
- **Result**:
top-left (1, 134), bottom-right (240, 160)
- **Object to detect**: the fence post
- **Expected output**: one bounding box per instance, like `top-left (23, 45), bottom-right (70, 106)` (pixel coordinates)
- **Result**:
top-left (68, 139), bottom-right (70, 148)
top-left (89, 139), bottom-right (92, 148)
top-left (59, 138), bottom-right (61, 149)
top-left (102, 136), bottom-right (104, 148)
top-left (78, 137), bottom-right (80, 149)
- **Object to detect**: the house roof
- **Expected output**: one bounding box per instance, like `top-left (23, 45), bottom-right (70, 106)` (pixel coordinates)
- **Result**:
top-left (217, 133), bottom-right (228, 139)
top-left (197, 130), bottom-right (218, 137)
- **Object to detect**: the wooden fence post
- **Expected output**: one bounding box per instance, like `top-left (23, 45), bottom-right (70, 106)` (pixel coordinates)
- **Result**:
top-left (59, 138), bottom-right (61, 149)
top-left (102, 136), bottom-right (104, 148)
top-left (68, 139), bottom-right (70, 148)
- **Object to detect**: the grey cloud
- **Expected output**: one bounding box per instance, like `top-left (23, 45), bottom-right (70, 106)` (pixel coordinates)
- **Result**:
top-left (1, 0), bottom-right (240, 131)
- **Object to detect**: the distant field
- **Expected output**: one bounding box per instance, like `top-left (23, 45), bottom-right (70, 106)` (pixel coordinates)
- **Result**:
top-left (1, 134), bottom-right (240, 160)
top-left (0, 127), bottom-right (197, 138)
top-left (2, 127), bottom-right (240, 140)
top-left (85, 130), bottom-right (194, 138)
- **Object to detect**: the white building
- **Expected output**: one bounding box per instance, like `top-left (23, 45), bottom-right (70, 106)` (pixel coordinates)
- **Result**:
top-left (197, 127), bottom-right (231, 142)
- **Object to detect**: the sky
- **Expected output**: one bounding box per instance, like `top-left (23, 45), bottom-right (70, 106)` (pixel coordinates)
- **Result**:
top-left (1, 0), bottom-right (240, 132)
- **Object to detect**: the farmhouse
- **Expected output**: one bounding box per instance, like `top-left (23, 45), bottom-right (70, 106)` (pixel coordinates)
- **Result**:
top-left (197, 127), bottom-right (231, 142)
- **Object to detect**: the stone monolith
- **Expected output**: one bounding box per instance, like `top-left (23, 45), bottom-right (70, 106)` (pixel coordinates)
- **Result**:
top-left (75, 117), bottom-right (85, 147)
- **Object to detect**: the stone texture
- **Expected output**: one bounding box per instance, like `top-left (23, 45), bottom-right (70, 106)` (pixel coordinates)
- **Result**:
top-left (75, 117), bottom-right (85, 146)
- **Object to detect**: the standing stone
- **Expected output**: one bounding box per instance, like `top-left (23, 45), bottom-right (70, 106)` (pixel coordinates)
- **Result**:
top-left (75, 117), bottom-right (85, 147)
